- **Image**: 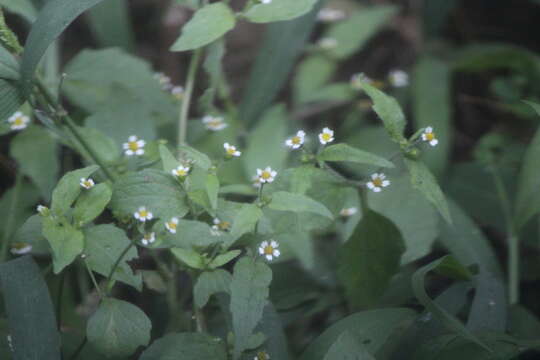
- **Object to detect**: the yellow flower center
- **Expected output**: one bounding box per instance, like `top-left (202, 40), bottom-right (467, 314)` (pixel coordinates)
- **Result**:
top-left (291, 136), bottom-right (302, 145)
top-left (218, 221), bottom-right (231, 231)
top-left (425, 132), bottom-right (435, 141)
top-left (372, 178), bottom-right (383, 187)
top-left (143, 234), bottom-right (153, 240)
top-left (83, 181), bottom-right (93, 188)
top-left (263, 245), bottom-right (274, 255)
top-left (13, 117), bottom-right (25, 126)
top-left (167, 222), bottom-right (177, 230)
top-left (128, 141), bottom-right (139, 151)
top-left (257, 352), bottom-right (269, 360)
top-left (261, 171), bottom-right (272, 180)
top-left (208, 120), bottom-right (222, 128)
top-left (321, 133), bottom-right (332, 142)
top-left (176, 169), bottom-right (187, 177)
top-left (226, 147), bottom-right (236, 155)
top-left (139, 210), bottom-right (148, 218)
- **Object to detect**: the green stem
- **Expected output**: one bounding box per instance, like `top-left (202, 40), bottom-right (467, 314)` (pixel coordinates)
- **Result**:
top-left (83, 259), bottom-right (103, 299)
top-left (68, 337), bottom-right (87, 360)
top-left (105, 241), bottom-right (135, 295)
top-left (0, 172), bottom-right (23, 262)
top-left (56, 272), bottom-right (65, 330)
top-left (178, 49), bottom-right (203, 151)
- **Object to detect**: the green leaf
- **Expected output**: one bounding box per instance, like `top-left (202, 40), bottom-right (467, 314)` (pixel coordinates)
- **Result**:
top-left (20, 0), bottom-right (107, 95)
top-left (230, 257), bottom-right (272, 359)
top-left (411, 256), bottom-right (490, 351)
top-left (357, 80), bottom-right (407, 142)
top-left (269, 191), bottom-right (333, 219)
top-left (322, 6), bottom-right (397, 60)
top-left (140, 332), bottom-right (227, 360)
top-left (87, 298), bottom-right (151, 358)
top-left (73, 183), bottom-right (112, 227)
top-left (11, 215), bottom-right (50, 255)
top-left (0, 0), bottom-right (38, 22)
top-left (163, 219), bottom-right (234, 248)
top-left (178, 145), bottom-right (213, 170)
top-left (246, 304), bottom-right (290, 360)
top-left (242, 104), bottom-right (288, 177)
top-left (317, 143), bottom-right (395, 168)
top-left (243, 0), bottom-right (318, 23)
top-left (404, 158), bottom-right (451, 223)
top-left (299, 308), bottom-right (416, 360)
top-left (0, 43), bottom-right (20, 80)
top-left (0, 79), bottom-right (24, 122)
top-left (206, 173), bottom-right (219, 211)
top-left (0, 256), bottom-right (61, 360)
top-left (294, 55), bottom-right (336, 104)
top-left (70, 126), bottom-right (121, 164)
top-left (51, 165), bottom-right (99, 215)
top-left (229, 203), bottom-right (263, 240)
top-left (193, 269), bottom-right (232, 308)
top-left (159, 144), bottom-right (180, 174)
top-left (110, 169), bottom-right (189, 220)
top-left (171, 248), bottom-right (205, 269)
top-left (170, 3), bottom-right (236, 52)
top-left (186, 166), bottom-right (219, 215)
top-left (323, 331), bottom-right (375, 360)
top-left (10, 126), bottom-right (59, 201)
top-left (338, 210), bottom-right (405, 309)
top-left (42, 216), bottom-right (85, 273)
top-left (86, 0), bottom-right (134, 51)
top-left (83, 224), bottom-right (142, 290)
top-left (515, 103), bottom-right (540, 228)
top-left (412, 56), bottom-right (452, 176)
top-left (208, 250), bottom-right (241, 269)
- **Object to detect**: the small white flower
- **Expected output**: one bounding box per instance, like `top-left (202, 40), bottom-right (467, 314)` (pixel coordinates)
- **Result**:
top-left (202, 115), bottom-right (228, 131)
top-left (318, 37), bottom-right (338, 50)
top-left (254, 350), bottom-right (271, 360)
top-left (212, 218), bottom-right (231, 232)
top-left (318, 127), bottom-right (334, 145)
top-left (80, 178), bottom-right (95, 189)
top-left (366, 173), bottom-right (390, 193)
top-left (37, 205), bottom-right (49, 216)
top-left (134, 206), bottom-right (153, 222)
top-left (154, 72), bottom-right (172, 91)
top-left (421, 126), bottom-right (438, 147)
top-left (340, 207), bottom-right (358, 217)
top-left (350, 73), bottom-right (373, 90)
top-left (256, 167), bottom-right (277, 183)
top-left (7, 335), bottom-right (12, 352)
top-left (10, 242), bottom-right (32, 255)
top-left (252, 175), bottom-right (262, 189)
top-left (8, 111), bottom-right (30, 131)
top-left (171, 86), bottom-right (184, 100)
top-left (388, 69), bottom-right (409, 88)
top-left (165, 217), bottom-right (179, 234)
top-left (317, 8), bottom-right (345, 22)
top-left (171, 165), bottom-right (190, 178)
top-left (285, 130), bottom-right (306, 149)
top-left (123, 135), bottom-right (146, 156)
top-left (224, 143), bottom-right (241, 157)
top-left (141, 232), bottom-right (156, 246)
top-left (258, 240), bottom-right (280, 261)
top-left (259, 0), bottom-right (272, 4)
top-left (210, 228), bottom-right (222, 236)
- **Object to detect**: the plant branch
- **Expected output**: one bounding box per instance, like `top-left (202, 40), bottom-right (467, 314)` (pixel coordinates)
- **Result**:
top-left (178, 48), bottom-right (203, 151)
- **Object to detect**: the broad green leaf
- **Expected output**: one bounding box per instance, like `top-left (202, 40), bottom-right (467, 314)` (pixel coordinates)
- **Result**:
top-left (83, 224), bottom-right (142, 290)
top-left (323, 331), bottom-right (375, 360)
top-left (0, 79), bottom-right (24, 122)
top-left (357, 80), bottom-right (407, 142)
top-left (11, 215), bottom-right (50, 255)
top-left (42, 216), bottom-right (84, 273)
top-left (171, 248), bottom-right (205, 269)
top-left (338, 210), bottom-right (405, 309)
top-left (87, 0), bottom-right (134, 51)
top-left (170, 3), bottom-right (236, 52)
top-left (229, 203), bottom-right (263, 240)
top-left (87, 298), bottom-right (151, 358)
top-left (323, 6), bottom-right (397, 60)
top-left (0, 256), bottom-right (61, 359)
top-left (178, 145), bottom-right (213, 170)
top-left (297, 82), bottom-right (353, 103)
top-left (244, 304), bottom-right (290, 360)
top-left (159, 144), bottom-right (180, 174)
top-left (317, 143), bottom-right (394, 168)
top-left (0, 0), bottom-right (37, 22)
top-left (20, 0), bottom-right (107, 95)
top-left (412, 256), bottom-right (490, 351)
top-left (242, 105), bottom-right (288, 177)
top-left (294, 55), bottom-right (336, 104)
top-left (515, 102), bottom-right (540, 228)
top-left (10, 126), bottom-right (59, 201)
top-left (186, 166), bottom-right (219, 215)
top-left (404, 159), bottom-right (451, 223)
top-left (208, 250), bottom-right (241, 269)
top-left (193, 269), bottom-right (232, 308)
top-left (51, 165), bottom-right (99, 215)
top-left (110, 169), bottom-right (189, 220)
top-left (243, 0), bottom-right (318, 23)
top-left (299, 308), bottom-right (416, 360)
top-left (163, 219), bottom-right (234, 248)
top-left (413, 57), bottom-right (452, 176)
top-left (70, 126), bottom-right (121, 164)
top-left (269, 191), bottom-right (333, 219)
top-left (239, 4), bottom-right (320, 125)
top-left (0, 44), bottom-right (20, 80)
top-left (73, 183), bottom-right (112, 227)
top-left (140, 332), bottom-right (227, 360)
top-left (230, 257), bottom-right (272, 359)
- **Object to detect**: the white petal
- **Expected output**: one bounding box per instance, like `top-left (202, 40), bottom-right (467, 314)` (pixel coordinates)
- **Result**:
top-left (136, 149), bottom-right (144, 155)
top-left (297, 130), bottom-right (306, 137)
top-left (270, 240), bottom-right (278, 248)
top-left (425, 126), bottom-right (433, 133)
top-left (382, 180), bottom-right (390, 187)
top-left (421, 134), bottom-right (428, 141)
top-left (292, 144), bottom-right (301, 149)
top-left (430, 139), bottom-right (438, 146)
top-left (259, 247), bottom-right (265, 255)
top-left (224, 143), bottom-right (230, 149)
top-left (366, 182), bottom-right (375, 189)
top-left (172, 217), bottom-right (179, 223)
top-left (371, 173), bottom-right (378, 180)
top-left (260, 241), bottom-right (269, 247)
top-left (257, 169), bottom-right (263, 176)
top-left (137, 140), bottom-right (146, 147)
top-left (265, 254), bottom-right (273, 261)
top-left (134, 212), bottom-right (140, 219)
top-left (213, 218), bottom-right (220, 224)
top-left (128, 135), bottom-right (137, 141)
top-left (125, 149), bottom-right (134, 156)
top-left (285, 139), bottom-right (293, 147)
top-left (379, 173), bottom-right (386, 179)
top-left (273, 249), bottom-right (280, 257)
top-left (373, 187), bottom-right (381, 193)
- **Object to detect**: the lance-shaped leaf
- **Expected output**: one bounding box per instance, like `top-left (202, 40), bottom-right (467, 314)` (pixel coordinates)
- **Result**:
top-left (317, 143), bottom-right (394, 168)
top-left (73, 183), bottom-right (112, 227)
top-left (51, 165), bottom-right (99, 215)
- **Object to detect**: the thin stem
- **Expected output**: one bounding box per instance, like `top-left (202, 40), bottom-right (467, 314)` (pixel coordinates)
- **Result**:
top-left (83, 259), bottom-right (103, 299)
top-left (178, 48), bottom-right (203, 151)
top-left (105, 241), bottom-right (135, 294)
top-left (0, 172), bottom-right (23, 262)
top-left (56, 272), bottom-right (66, 330)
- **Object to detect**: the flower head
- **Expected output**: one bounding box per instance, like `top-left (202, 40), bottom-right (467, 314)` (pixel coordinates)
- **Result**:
top-left (252, 175), bottom-right (262, 189)
top-left (37, 205), bottom-right (49, 216)
top-left (202, 115), bottom-right (227, 131)
top-left (10, 242), bottom-right (32, 255)
top-left (123, 135), bottom-right (146, 156)
top-left (224, 143), bottom-right (241, 157)
top-left (172, 165), bottom-right (190, 178)
top-left (154, 72), bottom-right (172, 91)
top-left (259, 0), bottom-right (272, 4)
top-left (285, 130), bottom-right (306, 149)
top-left (318, 37), bottom-right (338, 50)
top-left (141, 232), bottom-right (156, 246)
top-left (212, 218), bottom-right (231, 232)
top-left (256, 167), bottom-right (277, 183)
top-left (366, 173), bottom-right (390, 193)
top-left (254, 351), bottom-right (271, 360)
top-left (171, 86), bottom-right (184, 100)
top-left (350, 73), bottom-right (371, 90)
top-left (421, 127), bottom-right (438, 147)
top-left (317, 8), bottom-right (346, 22)
top-left (340, 207), bottom-right (358, 217)
top-left (134, 206), bottom-right (153, 222)
top-left (258, 240), bottom-right (280, 261)
top-left (165, 217), bottom-right (179, 234)
top-left (8, 111), bottom-right (30, 131)
top-left (318, 127), bottom-right (334, 145)
top-left (80, 178), bottom-right (95, 189)
top-left (388, 69), bottom-right (409, 88)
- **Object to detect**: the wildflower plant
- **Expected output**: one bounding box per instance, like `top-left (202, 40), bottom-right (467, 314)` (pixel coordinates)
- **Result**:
top-left (0, 1), bottom-right (538, 360)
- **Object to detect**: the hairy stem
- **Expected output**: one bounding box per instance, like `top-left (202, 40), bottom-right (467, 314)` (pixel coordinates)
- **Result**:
top-left (177, 49), bottom-right (203, 151)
